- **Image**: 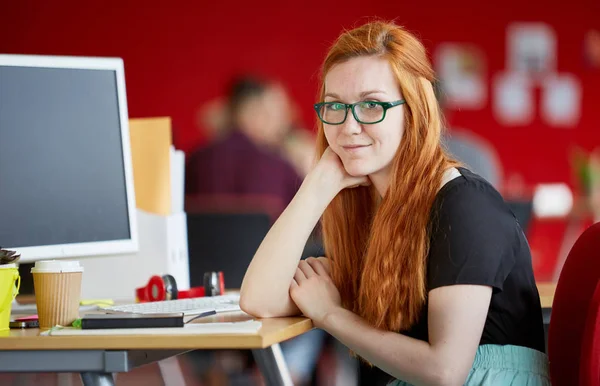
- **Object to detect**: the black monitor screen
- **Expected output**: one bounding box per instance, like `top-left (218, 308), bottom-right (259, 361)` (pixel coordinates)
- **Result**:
top-left (0, 65), bottom-right (131, 248)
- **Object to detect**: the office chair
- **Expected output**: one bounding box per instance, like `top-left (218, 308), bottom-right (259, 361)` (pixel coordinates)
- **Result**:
top-left (185, 193), bottom-right (284, 224)
top-left (506, 200), bottom-right (534, 234)
top-left (443, 129), bottom-right (503, 189)
top-left (548, 222), bottom-right (600, 385)
top-left (186, 212), bottom-right (271, 290)
top-left (580, 280), bottom-right (600, 385)
top-left (186, 210), bottom-right (325, 290)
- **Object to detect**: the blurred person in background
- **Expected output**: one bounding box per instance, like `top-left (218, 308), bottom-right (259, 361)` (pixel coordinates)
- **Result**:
top-left (194, 81), bottom-right (316, 179)
top-left (280, 89), bottom-right (318, 177)
top-left (185, 76), bottom-right (301, 215)
top-left (195, 96), bottom-right (230, 143)
top-left (186, 75), bottom-right (326, 385)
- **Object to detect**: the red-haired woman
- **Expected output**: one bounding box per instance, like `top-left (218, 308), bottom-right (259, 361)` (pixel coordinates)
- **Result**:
top-left (240, 21), bottom-right (549, 386)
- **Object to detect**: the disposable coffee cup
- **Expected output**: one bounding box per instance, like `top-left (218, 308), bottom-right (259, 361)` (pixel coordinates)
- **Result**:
top-left (31, 260), bottom-right (83, 329)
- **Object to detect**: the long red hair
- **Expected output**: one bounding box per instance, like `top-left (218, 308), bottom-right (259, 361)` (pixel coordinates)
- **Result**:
top-left (317, 21), bottom-right (459, 332)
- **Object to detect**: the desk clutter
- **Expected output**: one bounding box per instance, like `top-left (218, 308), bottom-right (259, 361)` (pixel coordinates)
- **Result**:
top-left (0, 248), bottom-right (20, 332)
top-left (135, 271), bottom-right (225, 302)
top-left (30, 260), bottom-right (84, 329)
top-left (7, 261), bottom-right (251, 335)
top-left (3, 260), bottom-right (83, 330)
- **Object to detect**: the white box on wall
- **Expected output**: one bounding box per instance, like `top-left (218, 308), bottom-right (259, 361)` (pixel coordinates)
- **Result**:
top-left (79, 209), bottom-right (189, 301)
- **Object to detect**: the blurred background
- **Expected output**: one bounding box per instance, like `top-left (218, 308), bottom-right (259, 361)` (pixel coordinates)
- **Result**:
top-left (1, 1), bottom-right (599, 384)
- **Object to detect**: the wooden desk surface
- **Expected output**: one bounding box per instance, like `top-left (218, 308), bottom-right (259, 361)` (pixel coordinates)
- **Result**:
top-left (0, 312), bottom-right (313, 351)
top-left (537, 282), bottom-right (556, 309)
top-left (4, 282), bottom-right (555, 351)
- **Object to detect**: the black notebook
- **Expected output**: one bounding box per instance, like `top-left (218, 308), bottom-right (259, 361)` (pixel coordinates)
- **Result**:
top-left (81, 313), bottom-right (184, 329)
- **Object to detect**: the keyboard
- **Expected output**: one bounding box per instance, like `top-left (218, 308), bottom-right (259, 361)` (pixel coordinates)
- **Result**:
top-left (102, 294), bottom-right (241, 316)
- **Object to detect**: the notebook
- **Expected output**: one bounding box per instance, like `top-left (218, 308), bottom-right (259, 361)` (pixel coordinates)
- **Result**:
top-left (80, 312), bottom-right (184, 329)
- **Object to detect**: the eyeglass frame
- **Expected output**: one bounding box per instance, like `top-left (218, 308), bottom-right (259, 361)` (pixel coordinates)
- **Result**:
top-left (313, 99), bottom-right (406, 125)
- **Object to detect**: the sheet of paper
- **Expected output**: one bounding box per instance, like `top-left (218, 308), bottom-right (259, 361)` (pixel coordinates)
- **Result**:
top-left (507, 22), bottom-right (556, 77)
top-left (541, 73), bottom-right (581, 127)
top-left (434, 43), bottom-right (487, 109)
top-left (170, 146), bottom-right (185, 214)
top-left (493, 72), bottom-right (534, 125)
top-left (41, 320), bottom-right (262, 336)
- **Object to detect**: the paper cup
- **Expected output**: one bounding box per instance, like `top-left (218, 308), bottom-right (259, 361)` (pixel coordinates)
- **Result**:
top-left (31, 260), bottom-right (83, 329)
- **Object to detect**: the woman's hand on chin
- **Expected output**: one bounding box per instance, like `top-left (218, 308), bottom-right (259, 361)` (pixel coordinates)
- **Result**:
top-left (309, 147), bottom-right (371, 196)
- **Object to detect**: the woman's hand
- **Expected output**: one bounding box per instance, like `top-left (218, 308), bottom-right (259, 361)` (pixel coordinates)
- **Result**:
top-left (289, 257), bottom-right (342, 328)
top-left (309, 147), bottom-right (370, 197)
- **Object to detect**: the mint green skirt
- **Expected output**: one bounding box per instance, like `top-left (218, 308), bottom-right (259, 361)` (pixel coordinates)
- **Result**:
top-left (388, 344), bottom-right (550, 386)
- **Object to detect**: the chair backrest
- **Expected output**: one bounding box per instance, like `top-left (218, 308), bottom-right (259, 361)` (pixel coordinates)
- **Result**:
top-left (506, 199), bottom-right (534, 234)
top-left (443, 129), bottom-right (503, 189)
top-left (548, 222), bottom-right (600, 385)
top-left (186, 211), bottom-right (271, 290)
top-left (185, 193), bottom-right (284, 223)
top-left (580, 280), bottom-right (600, 386)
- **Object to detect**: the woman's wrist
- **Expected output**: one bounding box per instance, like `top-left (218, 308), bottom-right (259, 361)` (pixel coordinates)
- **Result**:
top-left (284, 174), bottom-right (337, 227)
top-left (320, 306), bottom-right (350, 331)
top-left (303, 167), bottom-right (342, 204)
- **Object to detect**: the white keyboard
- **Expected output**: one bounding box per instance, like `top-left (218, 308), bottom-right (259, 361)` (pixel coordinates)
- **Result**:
top-left (102, 294), bottom-right (241, 316)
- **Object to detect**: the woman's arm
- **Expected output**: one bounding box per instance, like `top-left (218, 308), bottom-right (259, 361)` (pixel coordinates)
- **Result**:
top-left (239, 173), bottom-right (334, 317)
top-left (240, 148), bottom-right (368, 318)
top-left (321, 284), bottom-right (491, 386)
top-left (290, 259), bottom-right (492, 386)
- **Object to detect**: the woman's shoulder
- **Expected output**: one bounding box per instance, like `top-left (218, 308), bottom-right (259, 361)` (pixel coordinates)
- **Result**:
top-left (427, 167), bottom-right (521, 293)
top-left (436, 167), bottom-right (506, 212)
top-left (430, 167), bottom-right (517, 237)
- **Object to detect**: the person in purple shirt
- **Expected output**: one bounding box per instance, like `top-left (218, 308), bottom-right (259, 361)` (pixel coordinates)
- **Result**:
top-left (185, 77), bottom-right (327, 385)
top-left (185, 77), bottom-right (302, 215)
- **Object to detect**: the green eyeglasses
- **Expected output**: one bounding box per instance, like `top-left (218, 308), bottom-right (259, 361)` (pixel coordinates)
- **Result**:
top-left (313, 100), bottom-right (405, 125)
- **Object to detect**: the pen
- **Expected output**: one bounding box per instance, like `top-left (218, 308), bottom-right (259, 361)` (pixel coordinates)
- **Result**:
top-left (184, 310), bottom-right (217, 324)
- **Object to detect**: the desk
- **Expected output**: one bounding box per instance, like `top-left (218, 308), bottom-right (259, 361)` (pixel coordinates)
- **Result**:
top-left (537, 282), bottom-right (556, 329)
top-left (537, 282), bottom-right (556, 309)
top-left (0, 311), bottom-right (312, 386)
top-left (4, 283), bottom-right (557, 385)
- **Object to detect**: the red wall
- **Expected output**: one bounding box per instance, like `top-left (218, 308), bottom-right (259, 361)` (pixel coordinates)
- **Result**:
top-left (2, 1), bottom-right (599, 279)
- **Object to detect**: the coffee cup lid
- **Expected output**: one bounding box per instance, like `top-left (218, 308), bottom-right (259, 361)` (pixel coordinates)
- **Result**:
top-left (31, 260), bottom-right (83, 273)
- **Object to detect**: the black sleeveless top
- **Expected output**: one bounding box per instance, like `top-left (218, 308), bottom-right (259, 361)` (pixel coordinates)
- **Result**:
top-left (360, 167), bottom-right (545, 384)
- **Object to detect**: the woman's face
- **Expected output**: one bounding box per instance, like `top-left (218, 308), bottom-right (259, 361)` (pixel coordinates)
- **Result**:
top-left (323, 56), bottom-right (405, 182)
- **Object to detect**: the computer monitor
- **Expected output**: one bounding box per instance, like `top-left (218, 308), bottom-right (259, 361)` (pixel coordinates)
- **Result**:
top-left (0, 54), bottom-right (138, 263)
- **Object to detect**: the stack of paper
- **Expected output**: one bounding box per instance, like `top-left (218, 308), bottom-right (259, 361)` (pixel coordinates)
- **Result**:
top-left (41, 320), bottom-right (262, 336)
top-left (170, 145), bottom-right (185, 214)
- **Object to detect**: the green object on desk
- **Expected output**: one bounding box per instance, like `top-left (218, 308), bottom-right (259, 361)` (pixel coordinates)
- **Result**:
top-left (71, 319), bottom-right (82, 329)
